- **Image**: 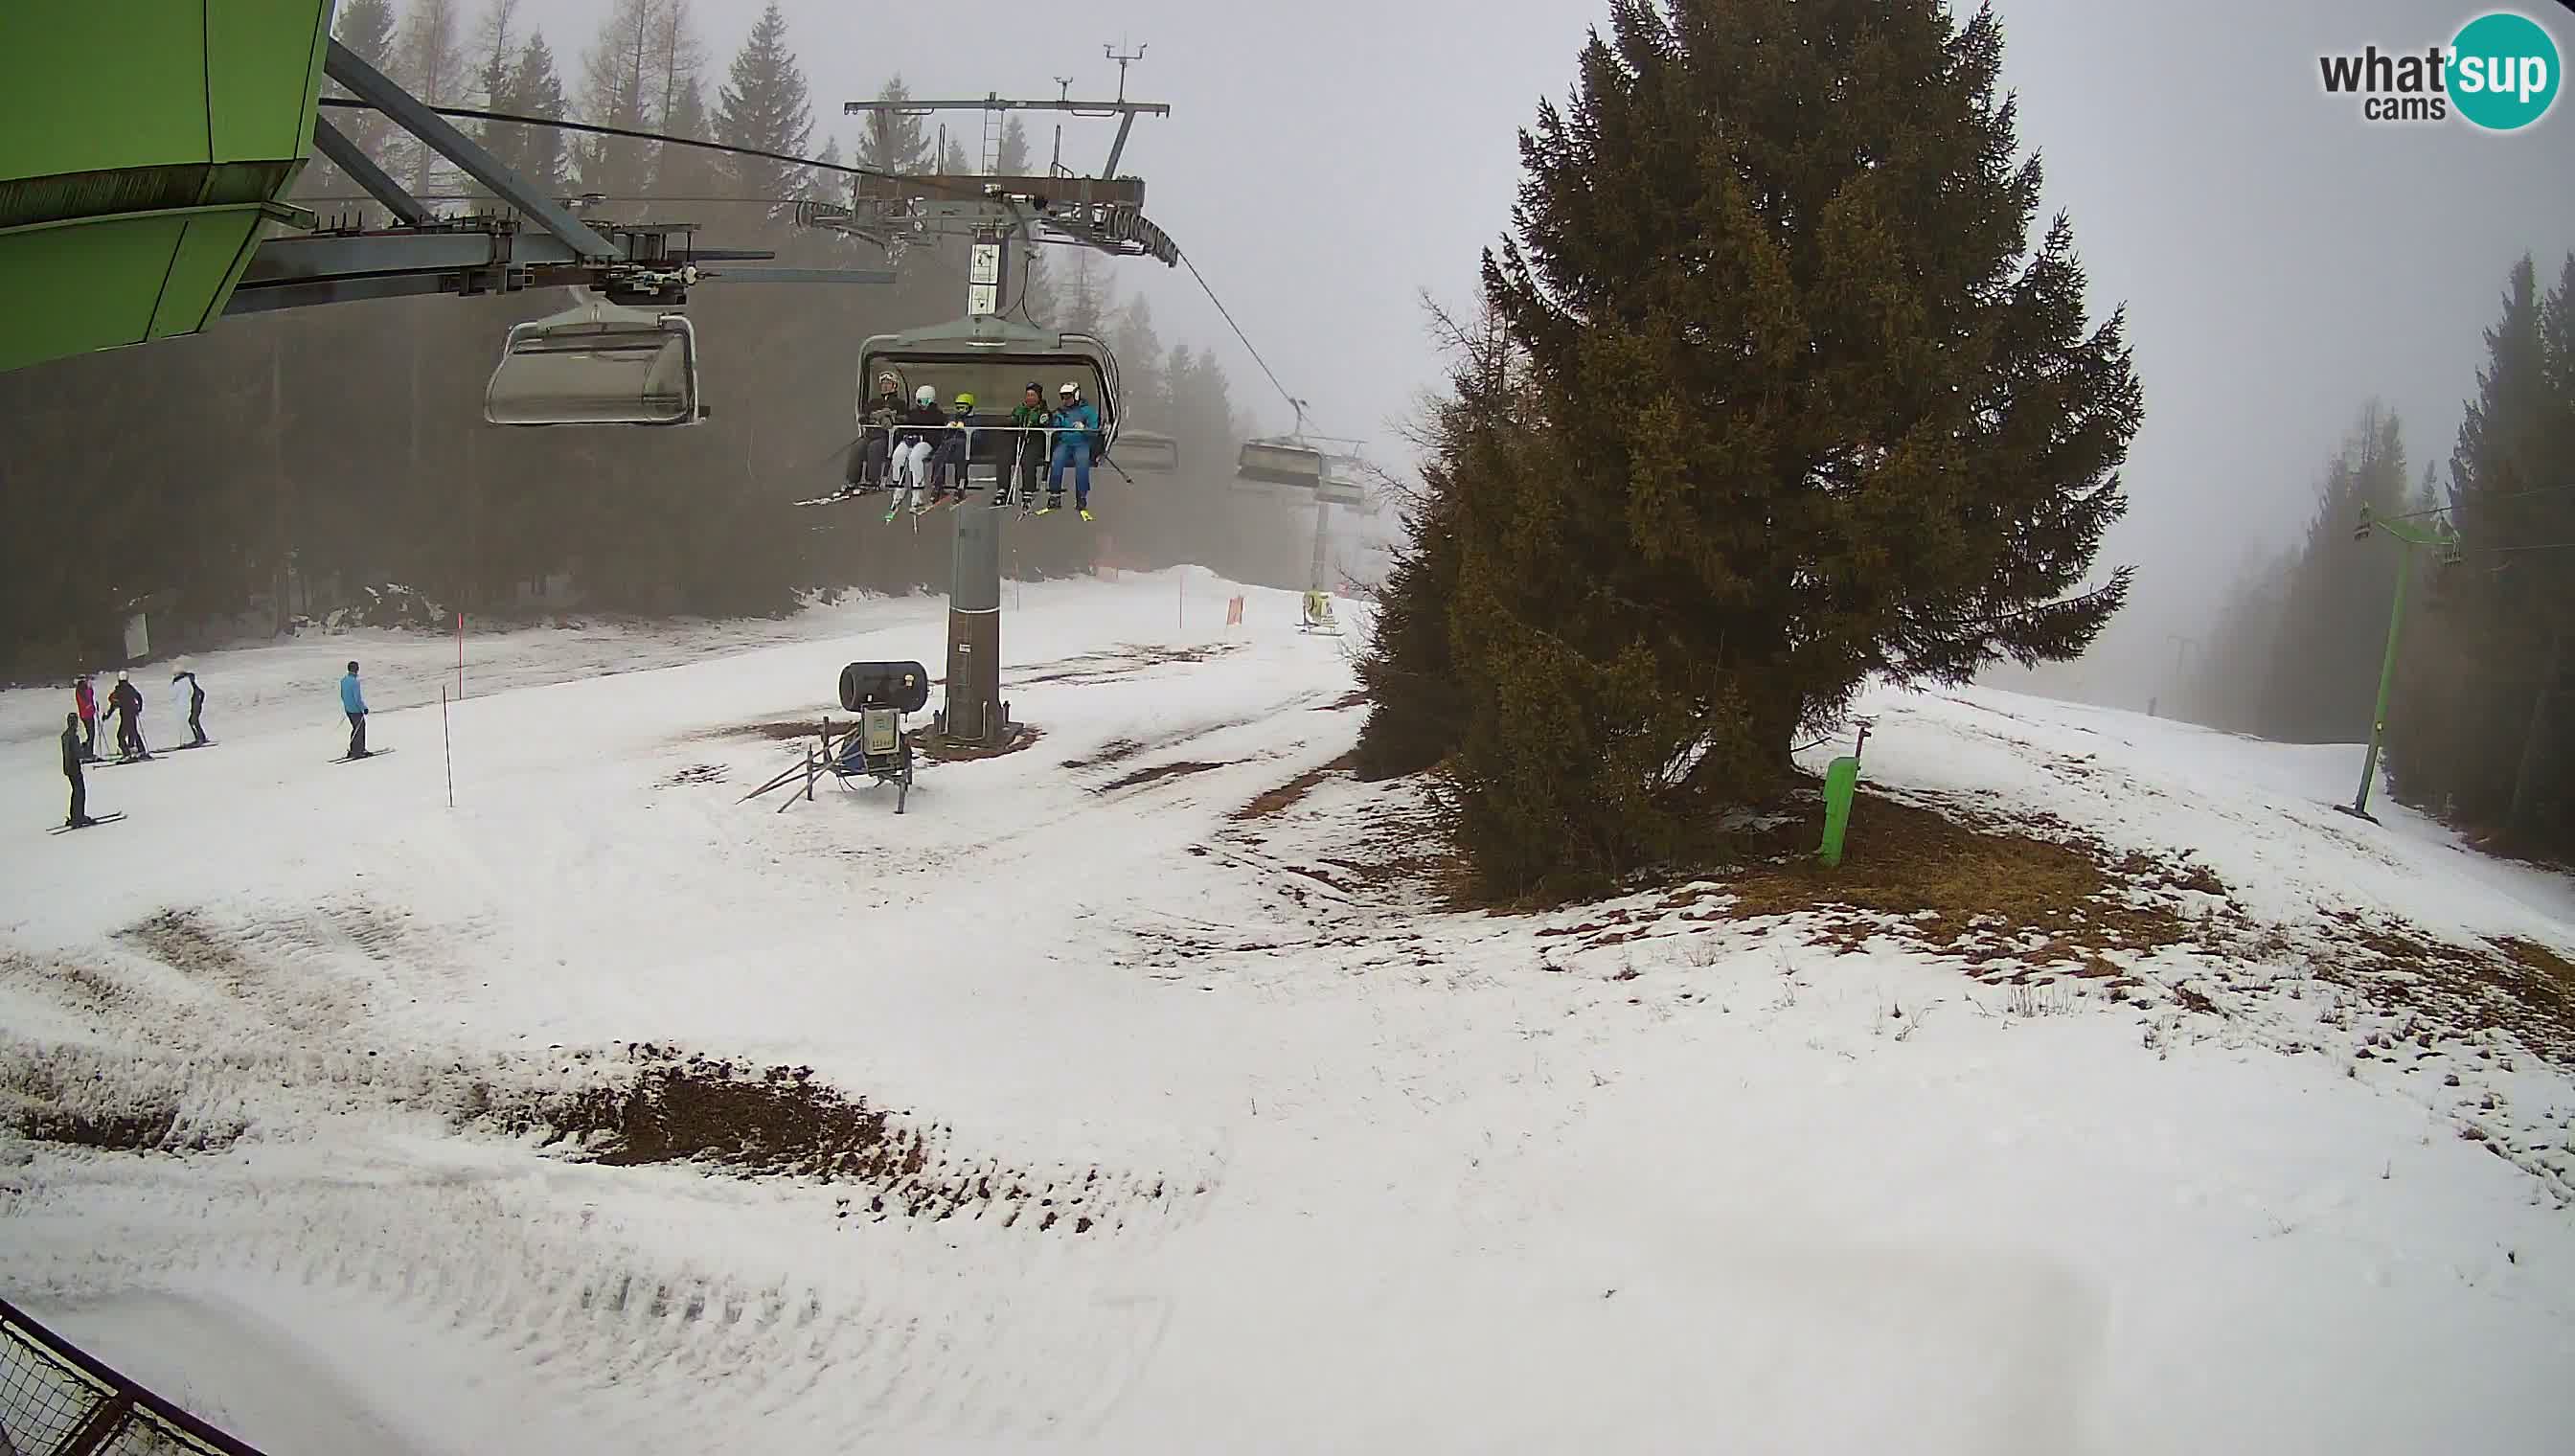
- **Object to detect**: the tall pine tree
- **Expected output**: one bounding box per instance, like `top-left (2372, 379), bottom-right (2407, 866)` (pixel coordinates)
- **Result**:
top-left (1419, 0), bottom-right (2142, 898)
top-left (712, 1), bottom-right (814, 217)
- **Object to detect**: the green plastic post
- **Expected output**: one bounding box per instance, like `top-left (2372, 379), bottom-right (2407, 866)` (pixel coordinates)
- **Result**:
top-left (2344, 511), bottom-right (2453, 821)
top-left (2349, 545), bottom-right (2411, 819)
top-left (1818, 756), bottom-right (1861, 867)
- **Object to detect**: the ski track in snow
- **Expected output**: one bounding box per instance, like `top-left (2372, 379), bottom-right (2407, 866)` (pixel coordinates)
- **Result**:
top-left (3, 569), bottom-right (2574, 1454)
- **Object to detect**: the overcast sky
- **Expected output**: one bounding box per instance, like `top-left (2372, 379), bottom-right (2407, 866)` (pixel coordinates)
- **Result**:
top-left (536, 0), bottom-right (2572, 673)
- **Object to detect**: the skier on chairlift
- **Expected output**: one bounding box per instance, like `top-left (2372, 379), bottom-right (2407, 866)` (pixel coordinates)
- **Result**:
top-left (928, 391), bottom-right (977, 506)
top-left (1000, 381), bottom-right (1052, 510)
top-left (1041, 380), bottom-right (1100, 520)
top-left (885, 384), bottom-right (946, 521)
top-left (843, 371), bottom-right (905, 497)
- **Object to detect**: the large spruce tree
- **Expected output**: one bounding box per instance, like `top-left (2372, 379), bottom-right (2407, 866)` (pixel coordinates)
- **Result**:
top-left (1432, 0), bottom-right (2142, 897)
top-left (713, 2), bottom-right (814, 215)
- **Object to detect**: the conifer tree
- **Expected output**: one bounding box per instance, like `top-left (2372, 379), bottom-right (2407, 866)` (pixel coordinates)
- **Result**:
top-left (509, 34), bottom-right (570, 197)
top-left (712, 2), bottom-right (813, 214)
top-left (653, 77), bottom-right (720, 200)
top-left (1425, 0), bottom-right (2142, 896)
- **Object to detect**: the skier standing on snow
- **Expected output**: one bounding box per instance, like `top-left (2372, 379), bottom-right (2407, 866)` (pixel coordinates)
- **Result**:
top-left (72, 673), bottom-right (99, 762)
top-left (105, 671), bottom-right (148, 760)
top-left (171, 668), bottom-right (208, 745)
top-left (340, 660), bottom-right (370, 759)
top-left (60, 712), bottom-right (94, 829)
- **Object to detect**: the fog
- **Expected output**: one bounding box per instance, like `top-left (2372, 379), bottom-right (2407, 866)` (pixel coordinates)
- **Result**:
top-left (529, 0), bottom-right (2568, 701)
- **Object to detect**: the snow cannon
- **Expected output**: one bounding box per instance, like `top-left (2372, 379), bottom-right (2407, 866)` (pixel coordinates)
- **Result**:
top-left (838, 662), bottom-right (931, 716)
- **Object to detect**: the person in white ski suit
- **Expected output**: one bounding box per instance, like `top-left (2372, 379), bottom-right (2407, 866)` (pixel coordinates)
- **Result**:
top-left (886, 385), bottom-right (946, 517)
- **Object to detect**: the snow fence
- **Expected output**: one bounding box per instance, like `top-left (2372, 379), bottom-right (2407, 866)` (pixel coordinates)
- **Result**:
top-left (0, 1298), bottom-right (264, 1456)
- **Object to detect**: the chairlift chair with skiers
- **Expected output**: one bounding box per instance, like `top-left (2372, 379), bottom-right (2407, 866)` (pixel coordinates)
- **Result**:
top-left (853, 315), bottom-right (1125, 490)
top-left (484, 293), bottom-right (704, 427)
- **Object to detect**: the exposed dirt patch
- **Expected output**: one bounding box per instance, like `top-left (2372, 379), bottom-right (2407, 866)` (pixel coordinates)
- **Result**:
top-left (665, 763), bottom-right (729, 786)
top-left (2299, 914), bottom-right (2575, 1065)
top-left (1060, 738), bottom-right (1148, 771)
top-left (1319, 690), bottom-right (1369, 712)
top-left (118, 910), bottom-right (262, 994)
top-left (459, 1044), bottom-right (1190, 1233)
top-left (1100, 760), bottom-right (1232, 793)
top-left (916, 722), bottom-right (1044, 762)
top-left (1234, 753), bottom-right (1356, 820)
top-left (1012, 642), bottom-right (1240, 688)
top-left (695, 717), bottom-right (837, 743)
top-left (0, 1048), bottom-right (245, 1154)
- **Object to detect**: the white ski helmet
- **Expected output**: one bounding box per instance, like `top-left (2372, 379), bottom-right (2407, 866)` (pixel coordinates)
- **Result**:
top-left (914, 384), bottom-right (937, 406)
top-left (1058, 381), bottom-right (1079, 398)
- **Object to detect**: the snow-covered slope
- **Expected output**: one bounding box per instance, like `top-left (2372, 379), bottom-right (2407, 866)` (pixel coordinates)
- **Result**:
top-left (3, 569), bottom-right (2571, 1455)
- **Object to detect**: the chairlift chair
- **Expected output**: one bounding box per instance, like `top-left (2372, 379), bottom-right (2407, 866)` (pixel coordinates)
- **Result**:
top-left (1116, 427), bottom-right (1179, 473)
top-left (1237, 437), bottom-right (1325, 489)
top-left (485, 293), bottom-right (703, 426)
top-left (855, 316), bottom-right (1123, 493)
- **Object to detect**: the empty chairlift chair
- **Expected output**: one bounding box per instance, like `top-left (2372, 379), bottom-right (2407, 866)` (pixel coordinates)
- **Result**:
top-left (1115, 428), bottom-right (1179, 473)
top-left (1236, 437), bottom-right (1325, 489)
top-left (485, 294), bottom-right (703, 427)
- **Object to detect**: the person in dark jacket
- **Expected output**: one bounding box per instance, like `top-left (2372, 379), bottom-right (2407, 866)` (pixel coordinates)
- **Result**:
top-left (1003, 382), bottom-right (1053, 508)
top-left (106, 671), bottom-right (148, 760)
top-left (843, 372), bottom-right (906, 496)
top-left (928, 391), bottom-right (977, 504)
top-left (171, 669), bottom-right (208, 745)
top-left (61, 712), bottom-right (93, 829)
top-left (73, 673), bottom-right (99, 761)
top-left (340, 660), bottom-right (370, 758)
top-left (885, 385), bottom-right (947, 519)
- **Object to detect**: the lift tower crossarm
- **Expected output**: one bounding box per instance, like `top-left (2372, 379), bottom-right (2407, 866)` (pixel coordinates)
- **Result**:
top-left (324, 38), bottom-right (624, 262)
top-left (311, 117), bottom-right (436, 228)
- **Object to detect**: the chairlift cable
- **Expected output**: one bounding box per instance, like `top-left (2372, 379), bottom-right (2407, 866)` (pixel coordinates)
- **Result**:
top-left (2381, 484), bottom-right (2575, 522)
top-left (315, 97), bottom-right (1005, 203)
top-left (1173, 246), bottom-right (1307, 426)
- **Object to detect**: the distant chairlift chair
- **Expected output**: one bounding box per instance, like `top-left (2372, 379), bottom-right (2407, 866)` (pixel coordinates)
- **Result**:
top-left (830, 660), bottom-right (930, 813)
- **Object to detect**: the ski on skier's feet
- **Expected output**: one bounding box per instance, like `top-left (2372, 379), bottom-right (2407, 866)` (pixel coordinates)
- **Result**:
top-left (48, 812), bottom-right (126, 834)
top-left (330, 747), bottom-right (394, 763)
top-left (166, 740), bottom-right (216, 751)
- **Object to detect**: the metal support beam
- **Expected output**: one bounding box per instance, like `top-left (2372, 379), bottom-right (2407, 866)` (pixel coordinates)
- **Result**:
top-left (324, 38), bottom-right (624, 262)
top-left (709, 267), bottom-right (900, 285)
top-left (1103, 112), bottom-right (1138, 179)
top-left (844, 96), bottom-right (1169, 118)
top-left (310, 117), bottom-right (436, 228)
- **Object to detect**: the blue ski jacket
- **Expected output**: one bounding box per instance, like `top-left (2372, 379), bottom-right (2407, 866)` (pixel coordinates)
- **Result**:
top-left (1051, 400), bottom-right (1101, 436)
top-left (340, 672), bottom-right (367, 714)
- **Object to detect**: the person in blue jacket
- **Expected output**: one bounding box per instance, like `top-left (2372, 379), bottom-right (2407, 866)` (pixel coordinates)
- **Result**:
top-left (339, 660), bottom-right (370, 759)
top-left (1042, 380), bottom-right (1101, 519)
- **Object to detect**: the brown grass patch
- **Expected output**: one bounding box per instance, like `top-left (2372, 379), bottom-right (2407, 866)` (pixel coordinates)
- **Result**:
top-left (1525, 786), bottom-right (2229, 984)
top-left (2303, 915), bottom-right (2575, 1063)
top-left (1234, 753), bottom-right (1356, 820)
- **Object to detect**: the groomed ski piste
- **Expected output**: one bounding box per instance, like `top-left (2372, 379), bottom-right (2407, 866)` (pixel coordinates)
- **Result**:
top-left (3, 566), bottom-right (2572, 1454)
